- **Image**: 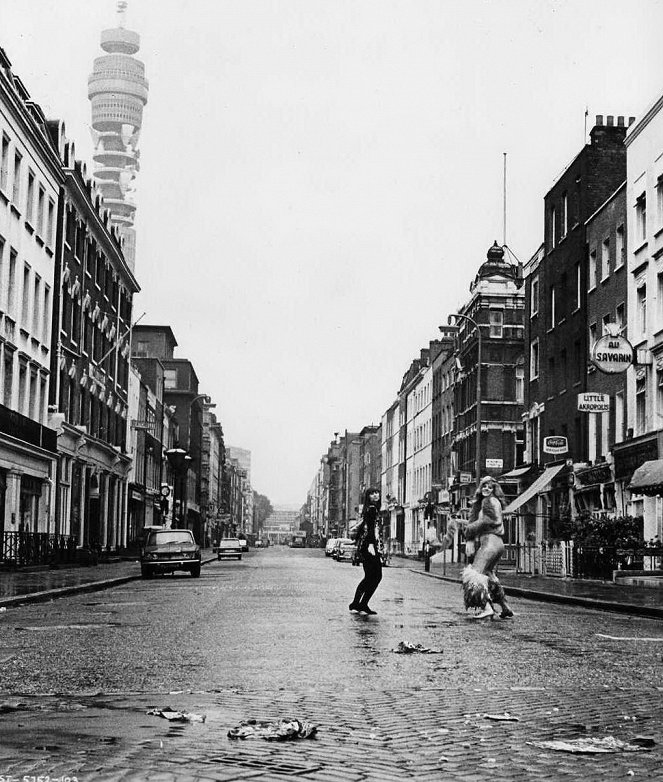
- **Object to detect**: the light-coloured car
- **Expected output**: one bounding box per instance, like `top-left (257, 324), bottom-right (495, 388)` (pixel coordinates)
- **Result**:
top-left (215, 538), bottom-right (242, 561)
top-left (325, 538), bottom-right (338, 557)
top-left (141, 529), bottom-right (201, 578)
top-left (334, 538), bottom-right (356, 562)
top-left (238, 537), bottom-right (249, 552)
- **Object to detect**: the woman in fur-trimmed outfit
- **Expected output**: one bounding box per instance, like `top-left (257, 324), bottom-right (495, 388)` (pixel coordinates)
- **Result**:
top-left (461, 476), bottom-right (514, 620)
top-left (349, 488), bottom-right (383, 615)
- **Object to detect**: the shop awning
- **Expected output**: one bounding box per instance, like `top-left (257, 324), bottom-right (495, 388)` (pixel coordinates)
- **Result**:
top-left (629, 459), bottom-right (663, 496)
top-left (503, 463), bottom-right (566, 515)
top-left (500, 466), bottom-right (533, 479)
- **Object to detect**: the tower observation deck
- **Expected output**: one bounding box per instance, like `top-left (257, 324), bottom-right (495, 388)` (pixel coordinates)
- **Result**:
top-left (88, 1), bottom-right (148, 270)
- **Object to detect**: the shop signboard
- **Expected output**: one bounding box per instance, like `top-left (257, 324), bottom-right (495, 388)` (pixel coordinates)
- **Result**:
top-left (577, 392), bottom-right (610, 413)
top-left (486, 458), bottom-right (504, 469)
top-left (543, 435), bottom-right (568, 455)
top-left (591, 335), bottom-right (634, 374)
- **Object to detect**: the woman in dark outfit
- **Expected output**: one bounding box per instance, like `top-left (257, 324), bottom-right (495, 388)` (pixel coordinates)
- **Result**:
top-left (349, 487), bottom-right (383, 615)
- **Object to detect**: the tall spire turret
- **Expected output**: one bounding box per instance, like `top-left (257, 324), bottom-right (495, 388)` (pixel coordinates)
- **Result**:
top-left (88, 1), bottom-right (148, 270)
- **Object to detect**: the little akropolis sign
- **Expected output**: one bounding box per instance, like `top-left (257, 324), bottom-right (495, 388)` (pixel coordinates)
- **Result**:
top-left (577, 392), bottom-right (610, 413)
top-left (591, 334), bottom-right (634, 374)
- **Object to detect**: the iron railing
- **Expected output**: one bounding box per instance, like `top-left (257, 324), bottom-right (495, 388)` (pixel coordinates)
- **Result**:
top-left (2, 532), bottom-right (78, 567)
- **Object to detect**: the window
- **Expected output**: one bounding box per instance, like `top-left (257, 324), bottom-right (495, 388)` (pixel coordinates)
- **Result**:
top-left (37, 186), bottom-right (45, 236)
top-left (601, 314), bottom-right (611, 335)
top-left (550, 286), bottom-right (556, 328)
top-left (489, 309), bottom-right (503, 338)
top-left (18, 361), bottom-right (27, 416)
top-left (0, 134), bottom-right (9, 191)
top-left (32, 276), bottom-right (40, 335)
top-left (164, 368), bottom-right (177, 389)
top-left (575, 263), bottom-right (581, 310)
top-left (588, 248), bottom-right (597, 289)
top-left (43, 285), bottom-right (50, 344)
top-left (561, 192), bottom-right (568, 237)
top-left (21, 264), bottom-right (30, 324)
top-left (530, 276), bottom-right (539, 316)
top-left (637, 284), bottom-right (647, 335)
top-left (550, 206), bottom-right (557, 248)
top-left (615, 302), bottom-right (625, 334)
top-left (601, 238), bottom-right (610, 280)
top-left (659, 273), bottom-right (663, 328)
top-left (589, 322), bottom-right (597, 350)
top-left (12, 151), bottom-right (21, 204)
top-left (530, 339), bottom-right (539, 379)
top-left (636, 192), bottom-right (647, 243)
top-left (26, 170), bottom-right (35, 225)
top-left (574, 340), bottom-right (581, 381)
top-left (658, 176), bottom-right (663, 227)
top-left (515, 365), bottom-right (524, 403)
top-left (3, 349), bottom-right (13, 407)
top-left (615, 391), bottom-right (625, 444)
top-left (616, 224), bottom-right (625, 267)
top-left (47, 199), bottom-right (55, 245)
top-left (7, 249), bottom-right (16, 312)
top-left (636, 374), bottom-right (646, 435)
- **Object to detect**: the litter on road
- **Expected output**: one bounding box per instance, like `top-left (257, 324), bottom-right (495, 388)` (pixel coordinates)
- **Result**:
top-left (227, 718), bottom-right (317, 741)
top-left (596, 634), bottom-right (663, 642)
top-left (147, 706), bottom-right (206, 723)
top-left (391, 641), bottom-right (443, 654)
top-left (483, 712), bottom-right (520, 722)
top-left (528, 736), bottom-right (653, 754)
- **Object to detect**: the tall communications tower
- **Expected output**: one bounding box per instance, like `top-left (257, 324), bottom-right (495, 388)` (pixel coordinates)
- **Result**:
top-left (88, 1), bottom-right (148, 270)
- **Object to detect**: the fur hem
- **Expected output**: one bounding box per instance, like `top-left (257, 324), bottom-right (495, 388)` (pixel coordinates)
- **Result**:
top-left (461, 565), bottom-right (490, 609)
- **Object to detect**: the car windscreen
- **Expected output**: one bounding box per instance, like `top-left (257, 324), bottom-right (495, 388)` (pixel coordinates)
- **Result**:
top-left (148, 531), bottom-right (193, 546)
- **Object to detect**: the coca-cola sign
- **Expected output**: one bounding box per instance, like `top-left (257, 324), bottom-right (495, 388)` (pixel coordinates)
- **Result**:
top-left (543, 436), bottom-right (568, 455)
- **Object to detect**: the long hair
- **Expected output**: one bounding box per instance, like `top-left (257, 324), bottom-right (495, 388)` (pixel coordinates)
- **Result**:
top-left (469, 477), bottom-right (506, 522)
top-left (362, 487), bottom-right (381, 521)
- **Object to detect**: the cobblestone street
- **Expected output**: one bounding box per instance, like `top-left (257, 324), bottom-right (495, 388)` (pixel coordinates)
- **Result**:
top-left (0, 548), bottom-right (661, 780)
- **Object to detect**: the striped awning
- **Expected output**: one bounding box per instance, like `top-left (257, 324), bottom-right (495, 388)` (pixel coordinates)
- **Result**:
top-left (503, 463), bottom-right (565, 515)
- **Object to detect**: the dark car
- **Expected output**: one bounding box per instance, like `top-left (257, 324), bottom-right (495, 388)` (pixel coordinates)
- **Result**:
top-left (215, 537), bottom-right (242, 560)
top-left (141, 529), bottom-right (201, 578)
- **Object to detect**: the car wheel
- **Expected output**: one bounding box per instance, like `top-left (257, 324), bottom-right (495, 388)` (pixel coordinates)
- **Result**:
top-left (141, 565), bottom-right (152, 579)
top-left (191, 564), bottom-right (201, 578)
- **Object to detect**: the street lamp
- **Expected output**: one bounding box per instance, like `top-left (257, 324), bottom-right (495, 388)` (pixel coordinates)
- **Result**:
top-left (445, 312), bottom-right (483, 488)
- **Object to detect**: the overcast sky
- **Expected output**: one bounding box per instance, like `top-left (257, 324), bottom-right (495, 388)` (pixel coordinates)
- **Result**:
top-left (3, 1), bottom-right (663, 505)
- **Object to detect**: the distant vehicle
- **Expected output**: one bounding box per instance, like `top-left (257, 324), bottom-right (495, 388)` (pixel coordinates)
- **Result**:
top-left (333, 538), bottom-right (354, 561)
top-left (141, 529), bottom-right (201, 579)
top-left (216, 538), bottom-right (242, 561)
top-left (238, 537), bottom-right (249, 552)
top-left (254, 539), bottom-right (264, 548)
top-left (336, 539), bottom-right (357, 563)
top-left (325, 538), bottom-right (338, 557)
top-left (290, 532), bottom-right (306, 548)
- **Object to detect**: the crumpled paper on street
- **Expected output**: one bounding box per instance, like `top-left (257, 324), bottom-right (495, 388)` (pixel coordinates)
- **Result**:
top-left (528, 736), bottom-right (652, 754)
top-left (147, 706), bottom-right (206, 723)
top-left (391, 641), bottom-right (443, 654)
top-left (484, 712), bottom-right (520, 722)
top-left (227, 718), bottom-right (317, 741)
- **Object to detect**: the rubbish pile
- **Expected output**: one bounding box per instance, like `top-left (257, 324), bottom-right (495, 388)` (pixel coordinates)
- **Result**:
top-left (528, 736), bottom-right (654, 754)
top-left (391, 641), bottom-right (443, 654)
top-left (228, 718), bottom-right (317, 741)
top-left (147, 706), bottom-right (206, 723)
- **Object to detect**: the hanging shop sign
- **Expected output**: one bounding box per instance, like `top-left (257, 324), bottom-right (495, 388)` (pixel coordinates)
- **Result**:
top-left (577, 392), bottom-right (610, 413)
top-left (459, 472), bottom-right (472, 484)
top-left (543, 436), bottom-right (568, 455)
top-left (591, 335), bottom-right (634, 374)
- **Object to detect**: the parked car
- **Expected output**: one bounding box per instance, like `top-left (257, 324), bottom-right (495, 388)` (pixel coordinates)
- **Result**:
top-left (325, 538), bottom-right (338, 557)
top-left (254, 539), bottom-right (264, 548)
top-left (141, 529), bottom-right (201, 579)
top-left (238, 537), bottom-right (249, 552)
top-left (332, 538), bottom-right (353, 560)
top-left (215, 538), bottom-right (242, 560)
top-left (336, 539), bottom-right (357, 562)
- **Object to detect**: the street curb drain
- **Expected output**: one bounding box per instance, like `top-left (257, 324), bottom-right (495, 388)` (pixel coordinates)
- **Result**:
top-left (205, 751), bottom-right (323, 776)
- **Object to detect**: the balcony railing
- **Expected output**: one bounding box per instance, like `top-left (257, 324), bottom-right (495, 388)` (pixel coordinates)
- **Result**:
top-left (2, 532), bottom-right (78, 567)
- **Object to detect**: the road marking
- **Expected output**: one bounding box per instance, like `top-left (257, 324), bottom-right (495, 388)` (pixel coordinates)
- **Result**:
top-left (596, 633), bottom-right (663, 642)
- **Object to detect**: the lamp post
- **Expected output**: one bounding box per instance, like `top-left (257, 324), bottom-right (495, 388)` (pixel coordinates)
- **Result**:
top-left (447, 312), bottom-right (483, 488)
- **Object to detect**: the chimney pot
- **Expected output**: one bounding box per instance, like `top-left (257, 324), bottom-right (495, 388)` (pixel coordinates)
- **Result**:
top-left (596, 114), bottom-right (603, 126)
top-left (607, 115), bottom-right (614, 126)
top-left (617, 116), bottom-right (625, 127)
top-left (629, 116), bottom-right (636, 126)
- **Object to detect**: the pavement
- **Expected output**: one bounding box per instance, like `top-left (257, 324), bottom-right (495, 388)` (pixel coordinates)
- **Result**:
top-left (0, 547), bottom-right (661, 617)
